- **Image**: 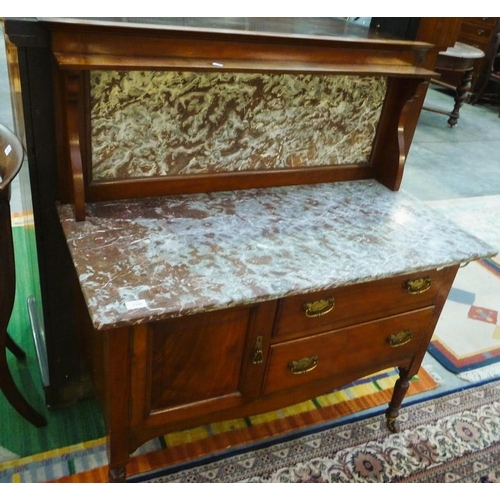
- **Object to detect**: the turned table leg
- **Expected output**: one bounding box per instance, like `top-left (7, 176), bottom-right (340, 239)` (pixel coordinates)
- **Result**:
top-left (447, 69), bottom-right (473, 127)
top-left (385, 367), bottom-right (411, 433)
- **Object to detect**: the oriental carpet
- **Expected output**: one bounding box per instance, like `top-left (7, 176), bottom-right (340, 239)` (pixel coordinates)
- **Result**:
top-left (428, 257), bottom-right (500, 382)
top-left (1, 367), bottom-right (436, 483)
top-left (134, 378), bottom-right (500, 483)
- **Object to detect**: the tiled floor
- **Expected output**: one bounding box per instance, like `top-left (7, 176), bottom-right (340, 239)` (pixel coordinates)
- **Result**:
top-left (402, 86), bottom-right (500, 201)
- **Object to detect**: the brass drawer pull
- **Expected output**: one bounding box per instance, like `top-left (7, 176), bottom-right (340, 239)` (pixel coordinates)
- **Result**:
top-left (388, 330), bottom-right (412, 348)
top-left (288, 355), bottom-right (319, 374)
top-left (404, 277), bottom-right (431, 295)
top-left (252, 335), bottom-right (264, 365)
top-left (302, 297), bottom-right (334, 318)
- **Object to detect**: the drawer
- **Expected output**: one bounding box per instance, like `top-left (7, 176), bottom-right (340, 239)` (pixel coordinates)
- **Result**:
top-left (460, 22), bottom-right (495, 41)
top-left (273, 268), bottom-right (447, 340)
top-left (463, 17), bottom-right (497, 28)
top-left (263, 307), bottom-right (434, 396)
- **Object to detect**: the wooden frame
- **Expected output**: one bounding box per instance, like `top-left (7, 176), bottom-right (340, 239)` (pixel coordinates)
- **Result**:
top-left (48, 18), bottom-right (437, 220)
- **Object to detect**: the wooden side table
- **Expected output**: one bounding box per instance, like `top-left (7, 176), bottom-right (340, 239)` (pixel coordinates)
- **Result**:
top-left (423, 42), bottom-right (484, 126)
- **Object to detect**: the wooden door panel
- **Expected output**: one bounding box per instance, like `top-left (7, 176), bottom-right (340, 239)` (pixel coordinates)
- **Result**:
top-left (149, 307), bottom-right (251, 410)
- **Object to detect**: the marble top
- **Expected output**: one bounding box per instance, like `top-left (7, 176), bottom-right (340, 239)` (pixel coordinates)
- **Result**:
top-left (57, 180), bottom-right (496, 330)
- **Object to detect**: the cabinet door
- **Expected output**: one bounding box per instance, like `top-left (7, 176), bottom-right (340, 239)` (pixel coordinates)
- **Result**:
top-left (139, 302), bottom-right (275, 425)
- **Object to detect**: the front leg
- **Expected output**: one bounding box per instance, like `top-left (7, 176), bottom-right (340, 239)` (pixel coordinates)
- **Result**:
top-left (385, 367), bottom-right (411, 433)
top-left (109, 466), bottom-right (127, 483)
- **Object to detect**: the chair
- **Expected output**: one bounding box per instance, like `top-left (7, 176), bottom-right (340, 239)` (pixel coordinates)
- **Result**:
top-left (0, 123), bottom-right (47, 427)
top-left (472, 32), bottom-right (500, 115)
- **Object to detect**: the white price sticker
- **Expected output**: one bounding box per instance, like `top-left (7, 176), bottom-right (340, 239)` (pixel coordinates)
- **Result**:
top-left (125, 299), bottom-right (148, 310)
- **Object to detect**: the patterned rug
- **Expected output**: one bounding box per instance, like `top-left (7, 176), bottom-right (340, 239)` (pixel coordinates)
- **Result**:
top-left (428, 257), bottom-right (500, 382)
top-left (0, 367), bottom-right (437, 482)
top-left (133, 378), bottom-right (500, 483)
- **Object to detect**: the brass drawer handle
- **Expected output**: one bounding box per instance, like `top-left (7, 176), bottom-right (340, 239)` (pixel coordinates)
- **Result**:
top-left (252, 335), bottom-right (264, 365)
top-left (302, 298), bottom-right (334, 318)
top-left (388, 330), bottom-right (412, 348)
top-left (288, 355), bottom-right (319, 374)
top-left (404, 277), bottom-right (431, 295)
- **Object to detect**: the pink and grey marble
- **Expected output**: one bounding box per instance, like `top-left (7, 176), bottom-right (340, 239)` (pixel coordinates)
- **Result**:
top-left (90, 71), bottom-right (387, 180)
top-left (58, 180), bottom-right (496, 330)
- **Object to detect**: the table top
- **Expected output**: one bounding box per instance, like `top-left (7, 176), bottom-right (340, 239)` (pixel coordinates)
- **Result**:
top-left (439, 42), bottom-right (485, 60)
top-left (58, 180), bottom-right (496, 330)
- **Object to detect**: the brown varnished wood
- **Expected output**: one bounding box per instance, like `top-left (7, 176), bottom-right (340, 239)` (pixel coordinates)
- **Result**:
top-left (45, 18), bottom-right (435, 72)
top-left (263, 307), bottom-right (435, 396)
top-left (54, 55), bottom-right (438, 76)
top-left (129, 348), bottom-right (416, 451)
top-left (103, 326), bottom-right (132, 481)
top-left (16, 18), bottom-right (463, 480)
top-left (63, 71), bottom-right (86, 221)
top-left (385, 264), bottom-right (460, 432)
top-left (372, 77), bottom-right (428, 190)
top-left (87, 165), bottom-right (374, 202)
top-left (403, 264), bottom-right (460, 379)
top-left (149, 308), bottom-right (250, 411)
top-left (48, 19), bottom-right (439, 215)
top-left (84, 263), bottom-right (459, 474)
top-left (238, 300), bottom-right (278, 400)
top-left (273, 268), bottom-right (450, 341)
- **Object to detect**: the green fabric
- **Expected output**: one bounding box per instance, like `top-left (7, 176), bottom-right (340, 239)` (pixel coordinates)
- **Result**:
top-left (0, 225), bottom-right (105, 459)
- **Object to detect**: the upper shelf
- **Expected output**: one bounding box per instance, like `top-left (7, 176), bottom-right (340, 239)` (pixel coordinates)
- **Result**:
top-left (40, 16), bottom-right (425, 43)
top-left (40, 17), bottom-right (437, 77)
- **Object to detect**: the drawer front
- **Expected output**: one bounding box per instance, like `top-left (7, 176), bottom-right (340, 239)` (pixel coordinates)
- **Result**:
top-left (463, 17), bottom-right (498, 28)
top-left (263, 307), bottom-right (434, 396)
top-left (458, 35), bottom-right (489, 52)
top-left (274, 268), bottom-right (447, 340)
top-left (460, 22), bottom-right (495, 42)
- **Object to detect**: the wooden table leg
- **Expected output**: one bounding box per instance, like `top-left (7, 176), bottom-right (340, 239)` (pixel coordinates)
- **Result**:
top-left (447, 68), bottom-right (473, 127)
top-left (385, 367), bottom-right (411, 433)
top-left (104, 329), bottom-right (132, 482)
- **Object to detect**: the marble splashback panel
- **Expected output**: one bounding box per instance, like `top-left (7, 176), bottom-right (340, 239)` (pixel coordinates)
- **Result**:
top-left (90, 71), bottom-right (387, 181)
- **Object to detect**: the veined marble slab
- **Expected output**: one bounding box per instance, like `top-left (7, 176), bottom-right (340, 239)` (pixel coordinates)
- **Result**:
top-left (90, 71), bottom-right (386, 180)
top-left (57, 180), bottom-right (496, 330)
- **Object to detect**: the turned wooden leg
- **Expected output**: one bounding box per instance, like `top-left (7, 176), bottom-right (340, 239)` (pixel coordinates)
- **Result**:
top-left (448, 69), bottom-right (473, 127)
top-left (385, 368), bottom-right (411, 433)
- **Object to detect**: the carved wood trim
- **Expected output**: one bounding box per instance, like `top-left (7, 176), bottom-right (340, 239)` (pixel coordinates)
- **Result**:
top-left (63, 71), bottom-right (86, 221)
top-left (372, 78), bottom-right (428, 191)
top-left (396, 92), bottom-right (418, 181)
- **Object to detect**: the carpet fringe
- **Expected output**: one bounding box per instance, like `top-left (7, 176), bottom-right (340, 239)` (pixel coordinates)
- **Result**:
top-left (456, 363), bottom-right (500, 382)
